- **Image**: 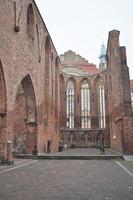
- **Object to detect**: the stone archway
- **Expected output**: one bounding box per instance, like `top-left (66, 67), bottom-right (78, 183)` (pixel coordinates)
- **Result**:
top-left (13, 75), bottom-right (37, 154)
top-left (0, 60), bottom-right (7, 155)
top-left (81, 132), bottom-right (91, 147)
top-left (67, 132), bottom-right (76, 148)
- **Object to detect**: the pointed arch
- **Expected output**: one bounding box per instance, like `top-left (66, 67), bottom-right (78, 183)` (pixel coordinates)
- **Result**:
top-left (67, 131), bottom-right (76, 147)
top-left (81, 131), bottom-right (91, 147)
top-left (66, 78), bottom-right (77, 129)
top-left (66, 77), bottom-right (77, 90)
top-left (45, 36), bottom-right (51, 73)
top-left (21, 74), bottom-right (37, 123)
top-left (80, 78), bottom-right (91, 128)
top-left (36, 24), bottom-right (41, 62)
top-left (95, 76), bottom-right (106, 128)
top-left (44, 36), bottom-right (51, 120)
top-left (13, 74), bottom-right (37, 154)
top-left (27, 3), bottom-right (34, 41)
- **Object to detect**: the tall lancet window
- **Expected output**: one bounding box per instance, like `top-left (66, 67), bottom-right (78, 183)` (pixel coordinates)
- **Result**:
top-left (81, 80), bottom-right (91, 128)
top-left (97, 80), bottom-right (106, 128)
top-left (66, 80), bottom-right (74, 128)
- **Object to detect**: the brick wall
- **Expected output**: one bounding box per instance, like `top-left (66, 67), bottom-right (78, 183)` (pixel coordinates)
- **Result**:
top-left (0, 0), bottom-right (60, 155)
top-left (106, 30), bottom-right (133, 154)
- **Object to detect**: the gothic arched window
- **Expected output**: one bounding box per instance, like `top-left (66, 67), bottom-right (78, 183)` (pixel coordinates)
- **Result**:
top-left (97, 80), bottom-right (106, 128)
top-left (44, 36), bottom-right (51, 120)
top-left (27, 4), bottom-right (34, 41)
top-left (81, 80), bottom-right (91, 128)
top-left (66, 80), bottom-right (74, 128)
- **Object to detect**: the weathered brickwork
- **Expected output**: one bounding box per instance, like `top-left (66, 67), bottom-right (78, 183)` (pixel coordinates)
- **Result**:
top-left (106, 30), bottom-right (133, 154)
top-left (0, 1), bottom-right (132, 156)
top-left (0, 0), bottom-right (60, 156)
top-left (60, 33), bottom-right (133, 154)
top-left (130, 80), bottom-right (133, 109)
top-left (60, 51), bottom-right (110, 148)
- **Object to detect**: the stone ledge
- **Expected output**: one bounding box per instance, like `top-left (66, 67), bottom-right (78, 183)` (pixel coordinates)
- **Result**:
top-left (14, 154), bottom-right (123, 160)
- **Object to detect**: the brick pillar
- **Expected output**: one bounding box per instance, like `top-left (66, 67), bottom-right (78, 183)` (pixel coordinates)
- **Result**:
top-left (120, 47), bottom-right (132, 115)
top-left (107, 30), bottom-right (133, 154)
top-left (91, 80), bottom-right (99, 128)
top-left (105, 74), bottom-right (110, 147)
top-left (119, 47), bottom-right (133, 154)
top-left (75, 83), bottom-right (81, 129)
top-left (107, 30), bottom-right (123, 152)
top-left (60, 76), bottom-right (66, 128)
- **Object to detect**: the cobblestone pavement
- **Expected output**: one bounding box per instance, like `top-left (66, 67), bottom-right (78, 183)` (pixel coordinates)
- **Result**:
top-left (0, 159), bottom-right (133, 200)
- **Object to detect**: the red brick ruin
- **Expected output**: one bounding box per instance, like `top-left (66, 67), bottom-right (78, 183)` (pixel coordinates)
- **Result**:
top-left (0, 0), bottom-right (132, 157)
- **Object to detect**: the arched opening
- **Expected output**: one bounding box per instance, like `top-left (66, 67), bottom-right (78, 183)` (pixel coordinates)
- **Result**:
top-left (0, 60), bottom-right (6, 155)
top-left (96, 78), bottom-right (106, 128)
top-left (66, 79), bottom-right (75, 129)
top-left (13, 75), bottom-right (37, 154)
top-left (67, 131), bottom-right (76, 147)
top-left (80, 79), bottom-right (91, 129)
top-left (81, 132), bottom-right (91, 147)
top-left (44, 36), bottom-right (51, 121)
top-left (27, 4), bottom-right (34, 41)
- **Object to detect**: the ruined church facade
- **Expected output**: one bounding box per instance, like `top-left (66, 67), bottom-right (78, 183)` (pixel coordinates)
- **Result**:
top-left (59, 31), bottom-right (133, 154)
top-left (0, 0), bottom-right (133, 157)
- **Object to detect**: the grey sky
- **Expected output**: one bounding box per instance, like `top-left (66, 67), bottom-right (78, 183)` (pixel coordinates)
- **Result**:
top-left (35, 0), bottom-right (133, 79)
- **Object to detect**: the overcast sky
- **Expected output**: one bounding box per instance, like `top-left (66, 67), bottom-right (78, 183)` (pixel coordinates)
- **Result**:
top-left (35, 0), bottom-right (133, 79)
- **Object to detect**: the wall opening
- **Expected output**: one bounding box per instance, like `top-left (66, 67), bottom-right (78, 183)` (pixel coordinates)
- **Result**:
top-left (97, 78), bottom-right (106, 128)
top-left (13, 75), bottom-right (37, 154)
top-left (66, 79), bottom-right (75, 129)
top-left (80, 79), bottom-right (91, 128)
top-left (27, 4), bottom-right (34, 41)
top-left (44, 36), bottom-right (51, 122)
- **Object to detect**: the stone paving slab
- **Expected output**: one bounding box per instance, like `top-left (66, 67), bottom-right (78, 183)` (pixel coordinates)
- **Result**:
top-left (0, 160), bottom-right (133, 200)
top-left (0, 159), bottom-right (34, 173)
top-left (119, 160), bottom-right (133, 174)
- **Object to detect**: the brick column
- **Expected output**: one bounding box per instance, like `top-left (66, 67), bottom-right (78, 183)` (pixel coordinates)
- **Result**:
top-left (107, 30), bottom-right (133, 154)
top-left (75, 82), bottom-right (81, 129)
top-left (91, 80), bottom-right (99, 128)
top-left (60, 76), bottom-right (66, 128)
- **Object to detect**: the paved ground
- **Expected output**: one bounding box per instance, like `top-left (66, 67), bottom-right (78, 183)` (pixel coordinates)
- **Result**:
top-left (0, 159), bottom-right (133, 200)
top-left (39, 148), bottom-right (121, 156)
